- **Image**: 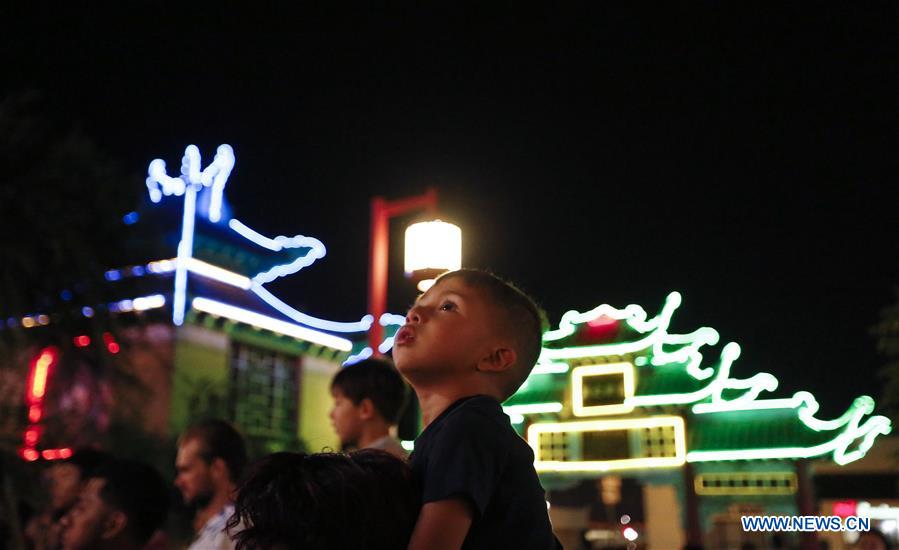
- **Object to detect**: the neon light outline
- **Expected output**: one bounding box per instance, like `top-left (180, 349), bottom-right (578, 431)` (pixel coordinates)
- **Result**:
top-left (572, 363), bottom-right (636, 417)
top-left (172, 185), bottom-right (197, 325)
top-left (519, 292), bottom-right (893, 466)
top-left (539, 292), bottom-right (719, 381)
top-left (148, 145), bottom-right (382, 333)
top-left (503, 403), bottom-right (564, 416)
top-left (21, 347), bottom-right (59, 460)
top-left (694, 472), bottom-right (797, 496)
top-left (250, 283), bottom-right (373, 333)
top-left (528, 416), bottom-right (687, 472)
top-left (532, 361), bottom-right (570, 375)
top-left (192, 297), bottom-right (352, 351)
top-left (379, 313), bottom-right (407, 327)
top-left (343, 347), bottom-right (373, 366)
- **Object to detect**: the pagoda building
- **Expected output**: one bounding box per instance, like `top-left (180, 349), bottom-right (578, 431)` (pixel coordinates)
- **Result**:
top-left (504, 291), bottom-right (892, 549)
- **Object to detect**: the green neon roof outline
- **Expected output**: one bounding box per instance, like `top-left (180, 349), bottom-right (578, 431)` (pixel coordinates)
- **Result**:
top-left (518, 291), bottom-right (893, 465)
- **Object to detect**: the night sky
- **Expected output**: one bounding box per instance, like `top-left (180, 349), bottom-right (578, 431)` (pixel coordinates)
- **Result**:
top-left (5, 5), bottom-right (899, 415)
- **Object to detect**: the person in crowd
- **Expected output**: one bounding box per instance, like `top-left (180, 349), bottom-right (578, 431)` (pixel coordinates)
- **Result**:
top-left (228, 449), bottom-right (420, 549)
top-left (330, 356), bottom-right (410, 458)
top-left (24, 448), bottom-right (111, 550)
top-left (174, 419), bottom-right (247, 550)
top-left (393, 269), bottom-right (562, 549)
top-left (59, 458), bottom-right (169, 550)
top-left (855, 528), bottom-right (892, 550)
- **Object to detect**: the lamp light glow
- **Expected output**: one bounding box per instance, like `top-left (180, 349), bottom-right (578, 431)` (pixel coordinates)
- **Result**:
top-left (404, 220), bottom-right (461, 275)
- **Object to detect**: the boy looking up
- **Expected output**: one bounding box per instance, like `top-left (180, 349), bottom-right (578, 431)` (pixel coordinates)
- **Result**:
top-left (393, 269), bottom-right (560, 550)
top-left (330, 357), bottom-right (410, 458)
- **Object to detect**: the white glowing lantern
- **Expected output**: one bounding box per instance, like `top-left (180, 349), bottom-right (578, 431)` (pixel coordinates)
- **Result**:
top-left (404, 220), bottom-right (462, 291)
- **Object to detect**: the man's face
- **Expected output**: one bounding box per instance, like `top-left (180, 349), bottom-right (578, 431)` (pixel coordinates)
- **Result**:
top-left (393, 277), bottom-right (497, 382)
top-left (174, 438), bottom-right (214, 507)
top-left (329, 388), bottom-right (365, 447)
top-left (48, 463), bottom-right (82, 512)
top-left (60, 478), bottom-right (116, 550)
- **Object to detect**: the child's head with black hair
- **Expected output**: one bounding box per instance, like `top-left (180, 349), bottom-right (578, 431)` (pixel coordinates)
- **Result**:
top-left (229, 449), bottom-right (420, 550)
top-left (48, 448), bottom-right (112, 514)
top-left (329, 358), bottom-right (409, 449)
top-left (393, 268), bottom-right (546, 402)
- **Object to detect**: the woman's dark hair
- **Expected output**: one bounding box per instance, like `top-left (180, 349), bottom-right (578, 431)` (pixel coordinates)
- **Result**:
top-left (228, 449), bottom-right (420, 550)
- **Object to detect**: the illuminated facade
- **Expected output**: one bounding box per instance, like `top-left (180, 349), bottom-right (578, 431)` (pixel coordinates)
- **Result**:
top-left (505, 292), bottom-right (892, 549)
top-left (9, 144), bottom-right (398, 460)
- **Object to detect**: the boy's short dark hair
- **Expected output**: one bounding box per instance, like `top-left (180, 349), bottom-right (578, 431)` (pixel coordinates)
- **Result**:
top-left (180, 419), bottom-right (247, 483)
top-left (436, 269), bottom-right (546, 399)
top-left (91, 459), bottom-right (169, 545)
top-left (229, 450), bottom-right (420, 550)
top-left (63, 448), bottom-right (112, 479)
top-left (331, 358), bottom-right (409, 424)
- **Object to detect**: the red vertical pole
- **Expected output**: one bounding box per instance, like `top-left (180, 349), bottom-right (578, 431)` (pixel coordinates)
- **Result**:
top-left (367, 188), bottom-right (441, 355)
top-left (368, 197), bottom-right (389, 355)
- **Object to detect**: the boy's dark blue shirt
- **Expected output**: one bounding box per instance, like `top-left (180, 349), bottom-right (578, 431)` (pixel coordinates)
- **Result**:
top-left (410, 395), bottom-right (561, 549)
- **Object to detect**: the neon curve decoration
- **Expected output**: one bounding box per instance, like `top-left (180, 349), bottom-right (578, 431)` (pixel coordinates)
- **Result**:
top-left (146, 145), bottom-right (385, 347)
top-left (514, 292), bottom-right (892, 469)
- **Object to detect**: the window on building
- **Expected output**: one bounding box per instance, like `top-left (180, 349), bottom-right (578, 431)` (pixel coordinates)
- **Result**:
top-left (229, 343), bottom-right (300, 447)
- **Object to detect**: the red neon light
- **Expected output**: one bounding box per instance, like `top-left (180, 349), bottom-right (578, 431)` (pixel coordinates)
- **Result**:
top-left (22, 347), bottom-right (59, 462)
top-left (73, 335), bottom-right (90, 347)
top-left (833, 500), bottom-right (857, 518)
top-left (103, 332), bottom-right (120, 354)
top-left (38, 448), bottom-right (75, 461)
top-left (29, 350), bottom-right (56, 401)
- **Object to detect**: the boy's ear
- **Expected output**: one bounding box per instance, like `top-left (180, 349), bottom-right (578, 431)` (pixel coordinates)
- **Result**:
top-left (101, 510), bottom-right (128, 540)
top-left (358, 398), bottom-right (376, 421)
top-left (477, 347), bottom-right (517, 374)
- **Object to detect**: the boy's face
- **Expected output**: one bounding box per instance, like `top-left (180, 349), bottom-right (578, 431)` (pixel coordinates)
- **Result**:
top-left (48, 462), bottom-right (82, 512)
top-left (393, 277), bottom-right (498, 382)
top-left (329, 388), bottom-right (364, 446)
top-left (60, 478), bottom-right (118, 550)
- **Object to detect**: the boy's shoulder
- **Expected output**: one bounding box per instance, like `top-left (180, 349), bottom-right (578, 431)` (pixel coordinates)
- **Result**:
top-left (440, 395), bottom-right (509, 429)
top-left (418, 395), bottom-right (521, 452)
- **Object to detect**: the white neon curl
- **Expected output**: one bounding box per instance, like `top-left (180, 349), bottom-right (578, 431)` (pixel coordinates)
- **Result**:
top-left (378, 336), bottom-right (395, 354)
top-left (250, 283), bottom-right (374, 333)
top-left (343, 347), bottom-right (373, 366)
top-left (252, 238), bottom-right (327, 285)
top-left (380, 313), bottom-right (407, 326)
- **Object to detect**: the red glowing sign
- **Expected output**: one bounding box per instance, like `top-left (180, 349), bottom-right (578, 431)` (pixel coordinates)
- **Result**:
top-left (21, 346), bottom-right (61, 462)
top-left (27, 348), bottom-right (57, 402)
top-left (832, 500), bottom-right (857, 518)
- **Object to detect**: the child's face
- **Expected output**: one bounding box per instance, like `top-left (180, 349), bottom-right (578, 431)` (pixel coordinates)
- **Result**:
top-left (329, 388), bottom-right (364, 446)
top-left (393, 277), bottom-right (499, 382)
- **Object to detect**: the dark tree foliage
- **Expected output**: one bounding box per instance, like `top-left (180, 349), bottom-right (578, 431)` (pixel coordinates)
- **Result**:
top-left (875, 287), bottom-right (899, 422)
top-left (0, 91), bottom-right (136, 330)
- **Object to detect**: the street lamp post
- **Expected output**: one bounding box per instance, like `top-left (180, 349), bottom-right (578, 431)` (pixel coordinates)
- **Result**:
top-left (367, 188), bottom-right (460, 355)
